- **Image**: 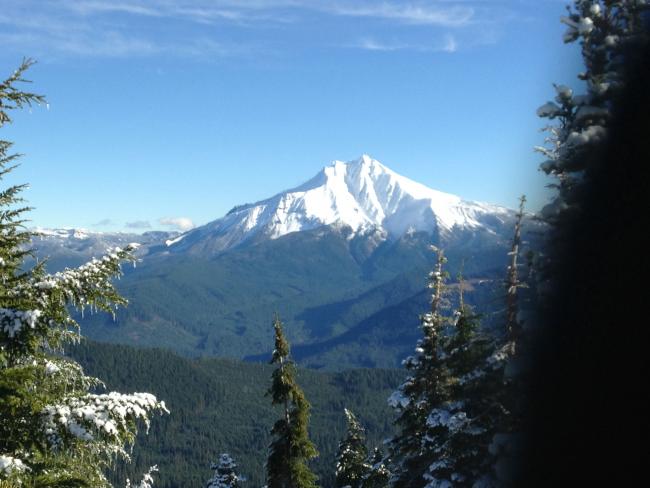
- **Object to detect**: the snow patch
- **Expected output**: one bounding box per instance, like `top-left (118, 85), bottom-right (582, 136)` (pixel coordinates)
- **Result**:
top-left (165, 234), bottom-right (187, 247)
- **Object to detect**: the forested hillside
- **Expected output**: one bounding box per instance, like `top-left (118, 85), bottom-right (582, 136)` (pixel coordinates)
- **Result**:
top-left (74, 226), bottom-right (522, 369)
top-left (69, 341), bottom-right (404, 487)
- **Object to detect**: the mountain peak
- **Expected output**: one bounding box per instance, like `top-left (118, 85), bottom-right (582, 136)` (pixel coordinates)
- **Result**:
top-left (167, 156), bottom-right (512, 253)
top-left (347, 153), bottom-right (379, 167)
top-left (328, 154), bottom-right (385, 173)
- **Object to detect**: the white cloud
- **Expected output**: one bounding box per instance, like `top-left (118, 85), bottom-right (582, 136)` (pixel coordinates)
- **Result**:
top-left (358, 38), bottom-right (405, 52)
top-left (326, 2), bottom-right (474, 27)
top-left (159, 217), bottom-right (195, 231)
top-left (355, 34), bottom-right (459, 53)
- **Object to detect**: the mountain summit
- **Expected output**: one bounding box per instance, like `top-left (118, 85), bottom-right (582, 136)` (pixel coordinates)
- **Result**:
top-left (166, 155), bottom-right (512, 254)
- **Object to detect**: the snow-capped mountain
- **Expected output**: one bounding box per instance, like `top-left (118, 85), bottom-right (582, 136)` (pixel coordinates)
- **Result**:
top-left (37, 156), bottom-right (539, 366)
top-left (166, 155), bottom-right (513, 254)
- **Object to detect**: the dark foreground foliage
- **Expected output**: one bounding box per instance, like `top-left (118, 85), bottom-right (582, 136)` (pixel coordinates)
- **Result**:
top-left (523, 19), bottom-right (650, 487)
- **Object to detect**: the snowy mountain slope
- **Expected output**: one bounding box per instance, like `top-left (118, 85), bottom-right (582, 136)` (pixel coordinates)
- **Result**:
top-left (166, 155), bottom-right (513, 255)
top-left (28, 228), bottom-right (177, 270)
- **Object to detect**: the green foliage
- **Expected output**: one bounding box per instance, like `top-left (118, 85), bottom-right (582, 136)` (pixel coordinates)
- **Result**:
top-left (267, 316), bottom-right (319, 488)
top-left (0, 59), bottom-right (43, 354)
top-left (0, 59), bottom-right (167, 487)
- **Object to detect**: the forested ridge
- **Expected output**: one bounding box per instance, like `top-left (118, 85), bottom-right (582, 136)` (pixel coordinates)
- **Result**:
top-left (69, 341), bottom-right (403, 487)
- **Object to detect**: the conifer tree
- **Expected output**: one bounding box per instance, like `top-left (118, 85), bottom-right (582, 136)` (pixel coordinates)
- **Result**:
top-left (386, 247), bottom-right (451, 487)
top-left (360, 448), bottom-right (390, 488)
top-left (266, 315), bottom-right (318, 488)
top-left (387, 249), bottom-right (513, 486)
top-left (207, 454), bottom-right (244, 488)
top-left (422, 274), bottom-right (505, 486)
top-left (485, 195), bottom-right (529, 487)
top-left (126, 466), bottom-right (159, 488)
top-left (335, 409), bottom-right (368, 488)
top-left (525, 1), bottom-right (649, 484)
top-left (0, 59), bottom-right (168, 487)
top-left (505, 195), bottom-right (527, 355)
top-left (535, 0), bottom-right (649, 229)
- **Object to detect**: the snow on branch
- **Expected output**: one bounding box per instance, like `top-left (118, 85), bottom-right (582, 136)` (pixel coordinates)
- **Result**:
top-left (31, 244), bottom-right (138, 312)
top-left (126, 466), bottom-right (159, 488)
top-left (1, 244), bottom-right (139, 353)
top-left (0, 455), bottom-right (28, 476)
top-left (42, 392), bottom-right (168, 459)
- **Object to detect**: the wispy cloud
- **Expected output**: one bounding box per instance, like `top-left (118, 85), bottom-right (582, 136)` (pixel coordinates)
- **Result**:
top-left (58, 0), bottom-right (294, 24)
top-left (356, 34), bottom-right (459, 53)
top-left (0, 1), bottom-right (267, 59)
top-left (357, 38), bottom-right (406, 52)
top-left (63, 1), bottom-right (164, 17)
top-left (326, 2), bottom-right (474, 27)
top-left (0, 1), bottom-right (515, 59)
top-left (159, 217), bottom-right (195, 231)
top-left (125, 220), bottom-right (152, 229)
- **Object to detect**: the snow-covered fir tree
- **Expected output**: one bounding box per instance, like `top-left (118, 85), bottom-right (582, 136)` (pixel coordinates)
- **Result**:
top-left (386, 247), bottom-right (516, 487)
top-left (0, 59), bottom-right (168, 487)
top-left (386, 247), bottom-right (452, 487)
top-left (360, 448), bottom-right (390, 488)
top-left (207, 454), bottom-right (244, 488)
top-left (126, 466), bottom-right (159, 488)
top-left (266, 315), bottom-right (318, 488)
top-left (335, 409), bottom-right (368, 488)
top-left (535, 0), bottom-right (649, 228)
top-left (422, 274), bottom-right (507, 487)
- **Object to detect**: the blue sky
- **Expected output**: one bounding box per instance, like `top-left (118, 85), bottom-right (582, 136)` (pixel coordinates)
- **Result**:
top-left (0, 0), bottom-right (581, 232)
